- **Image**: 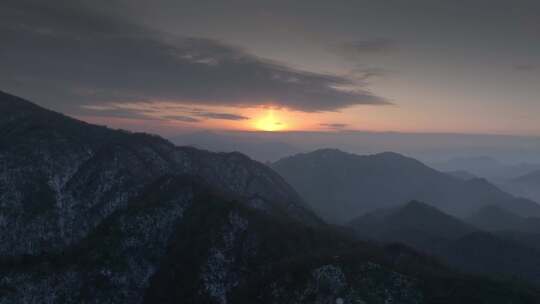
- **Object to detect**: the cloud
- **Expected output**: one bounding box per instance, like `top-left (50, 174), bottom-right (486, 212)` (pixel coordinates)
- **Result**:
top-left (79, 106), bottom-right (159, 121)
top-left (163, 115), bottom-right (201, 123)
top-left (347, 67), bottom-right (390, 84)
top-left (334, 39), bottom-right (397, 85)
top-left (81, 102), bottom-right (247, 122)
top-left (514, 64), bottom-right (537, 71)
top-left (0, 0), bottom-right (388, 115)
top-left (341, 38), bottom-right (399, 55)
top-left (191, 111), bottom-right (249, 121)
top-left (320, 123), bottom-right (348, 129)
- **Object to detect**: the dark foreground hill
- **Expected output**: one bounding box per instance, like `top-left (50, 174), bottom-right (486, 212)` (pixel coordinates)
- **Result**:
top-left (272, 149), bottom-right (540, 223)
top-left (1, 91), bottom-right (540, 303)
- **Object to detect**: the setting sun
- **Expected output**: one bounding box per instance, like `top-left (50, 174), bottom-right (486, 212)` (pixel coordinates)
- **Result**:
top-left (255, 108), bottom-right (286, 131)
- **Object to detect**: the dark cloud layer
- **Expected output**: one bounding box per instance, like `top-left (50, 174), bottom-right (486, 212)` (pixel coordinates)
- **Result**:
top-left (1, 0), bottom-right (387, 115)
top-left (80, 103), bottom-right (248, 123)
top-left (163, 115), bottom-right (201, 123)
top-left (192, 111), bottom-right (248, 121)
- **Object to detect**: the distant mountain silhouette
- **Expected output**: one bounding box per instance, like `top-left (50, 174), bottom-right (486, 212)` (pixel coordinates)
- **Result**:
top-left (514, 170), bottom-right (540, 183)
top-left (467, 205), bottom-right (540, 233)
top-left (272, 149), bottom-right (540, 223)
top-left (349, 201), bottom-right (477, 247)
top-left (6, 91), bottom-right (539, 302)
top-left (446, 170), bottom-right (477, 180)
top-left (348, 201), bottom-right (540, 285)
top-left (433, 156), bottom-right (540, 180)
top-left (500, 170), bottom-right (540, 203)
top-left (171, 131), bottom-right (302, 162)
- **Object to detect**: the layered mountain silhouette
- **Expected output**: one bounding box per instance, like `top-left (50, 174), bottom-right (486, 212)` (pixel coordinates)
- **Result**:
top-left (171, 131), bottom-right (302, 163)
top-left (349, 201), bottom-right (477, 246)
top-left (445, 170), bottom-right (477, 180)
top-left (467, 205), bottom-right (540, 233)
top-left (348, 201), bottom-right (540, 285)
top-left (5, 91), bottom-right (540, 302)
top-left (500, 170), bottom-right (540, 203)
top-left (465, 205), bottom-right (540, 251)
top-left (272, 149), bottom-right (540, 223)
top-left (432, 156), bottom-right (540, 180)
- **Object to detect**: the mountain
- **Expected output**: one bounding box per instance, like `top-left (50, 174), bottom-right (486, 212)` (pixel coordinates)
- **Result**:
top-left (272, 149), bottom-right (540, 223)
top-left (500, 170), bottom-right (540, 203)
top-left (348, 201), bottom-right (540, 286)
top-left (5, 91), bottom-right (540, 302)
top-left (0, 91), bottom-right (323, 258)
top-left (348, 201), bottom-right (477, 247)
top-left (171, 131), bottom-right (302, 163)
top-left (466, 205), bottom-right (540, 233)
top-left (446, 170), bottom-right (477, 180)
top-left (434, 232), bottom-right (540, 285)
top-left (514, 170), bottom-right (540, 184)
top-left (432, 156), bottom-right (540, 180)
top-left (3, 178), bottom-right (538, 303)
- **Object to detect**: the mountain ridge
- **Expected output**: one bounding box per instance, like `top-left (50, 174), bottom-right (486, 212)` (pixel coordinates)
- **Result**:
top-left (348, 201), bottom-right (540, 286)
top-left (0, 90), bottom-right (321, 258)
top-left (272, 148), bottom-right (540, 223)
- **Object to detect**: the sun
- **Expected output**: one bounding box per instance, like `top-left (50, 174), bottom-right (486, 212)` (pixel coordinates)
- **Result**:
top-left (255, 108), bottom-right (286, 131)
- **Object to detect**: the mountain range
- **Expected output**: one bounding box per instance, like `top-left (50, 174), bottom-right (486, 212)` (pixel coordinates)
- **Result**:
top-left (171, 131), bottom-right (302, 163)
top-left (499, 170), bottom-right (540, 204)
top-left (5, 91), bottom-right (540, 302)
top-left (348, 201), bottom-right (540, 285)
top-left (272, 149), bottom-right (540, 224)
top-left (431, 156), bottom-right (540, 180)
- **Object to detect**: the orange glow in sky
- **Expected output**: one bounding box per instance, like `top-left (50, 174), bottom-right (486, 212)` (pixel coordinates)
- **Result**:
top-left (254, 108), bottom-right (286, 131)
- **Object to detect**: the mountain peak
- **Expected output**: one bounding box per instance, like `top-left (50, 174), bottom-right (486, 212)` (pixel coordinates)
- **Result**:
top-left (349, 200), bottom-right (476, 244)
top-left (390, 201), bottom-right (464, 225)
top-left (307, 148), bottom-right (349, 156)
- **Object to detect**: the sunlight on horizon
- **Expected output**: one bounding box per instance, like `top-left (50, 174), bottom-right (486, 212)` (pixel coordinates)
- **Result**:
top-left (254, 108), bottom-right (286, 131)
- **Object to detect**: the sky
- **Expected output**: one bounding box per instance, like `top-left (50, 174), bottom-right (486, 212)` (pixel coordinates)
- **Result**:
top-left (2, 0), bottom-right (540, 136)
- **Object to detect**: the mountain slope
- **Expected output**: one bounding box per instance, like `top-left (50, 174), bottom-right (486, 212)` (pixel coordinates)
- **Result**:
top-left (514, 170), bottom-right (540, 184)
top-left (0, 90), bottom-right (320, 258)
top-left (349, 201), bottom-right (477, 247)
top-left (348, 202), bottom-right (540, 286)
top-left (432, 156), bottom-right (540, 180)
top-left (500, 170), bottom-right (540, 203)
top-left (446, 170), bottom-right (477, 180)
top-left (466, 205), bottom-right (540, 233)
top-left (2, 175), bottom-right (539, 303)
top-left (272, 149), bottom-right (540, 223)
